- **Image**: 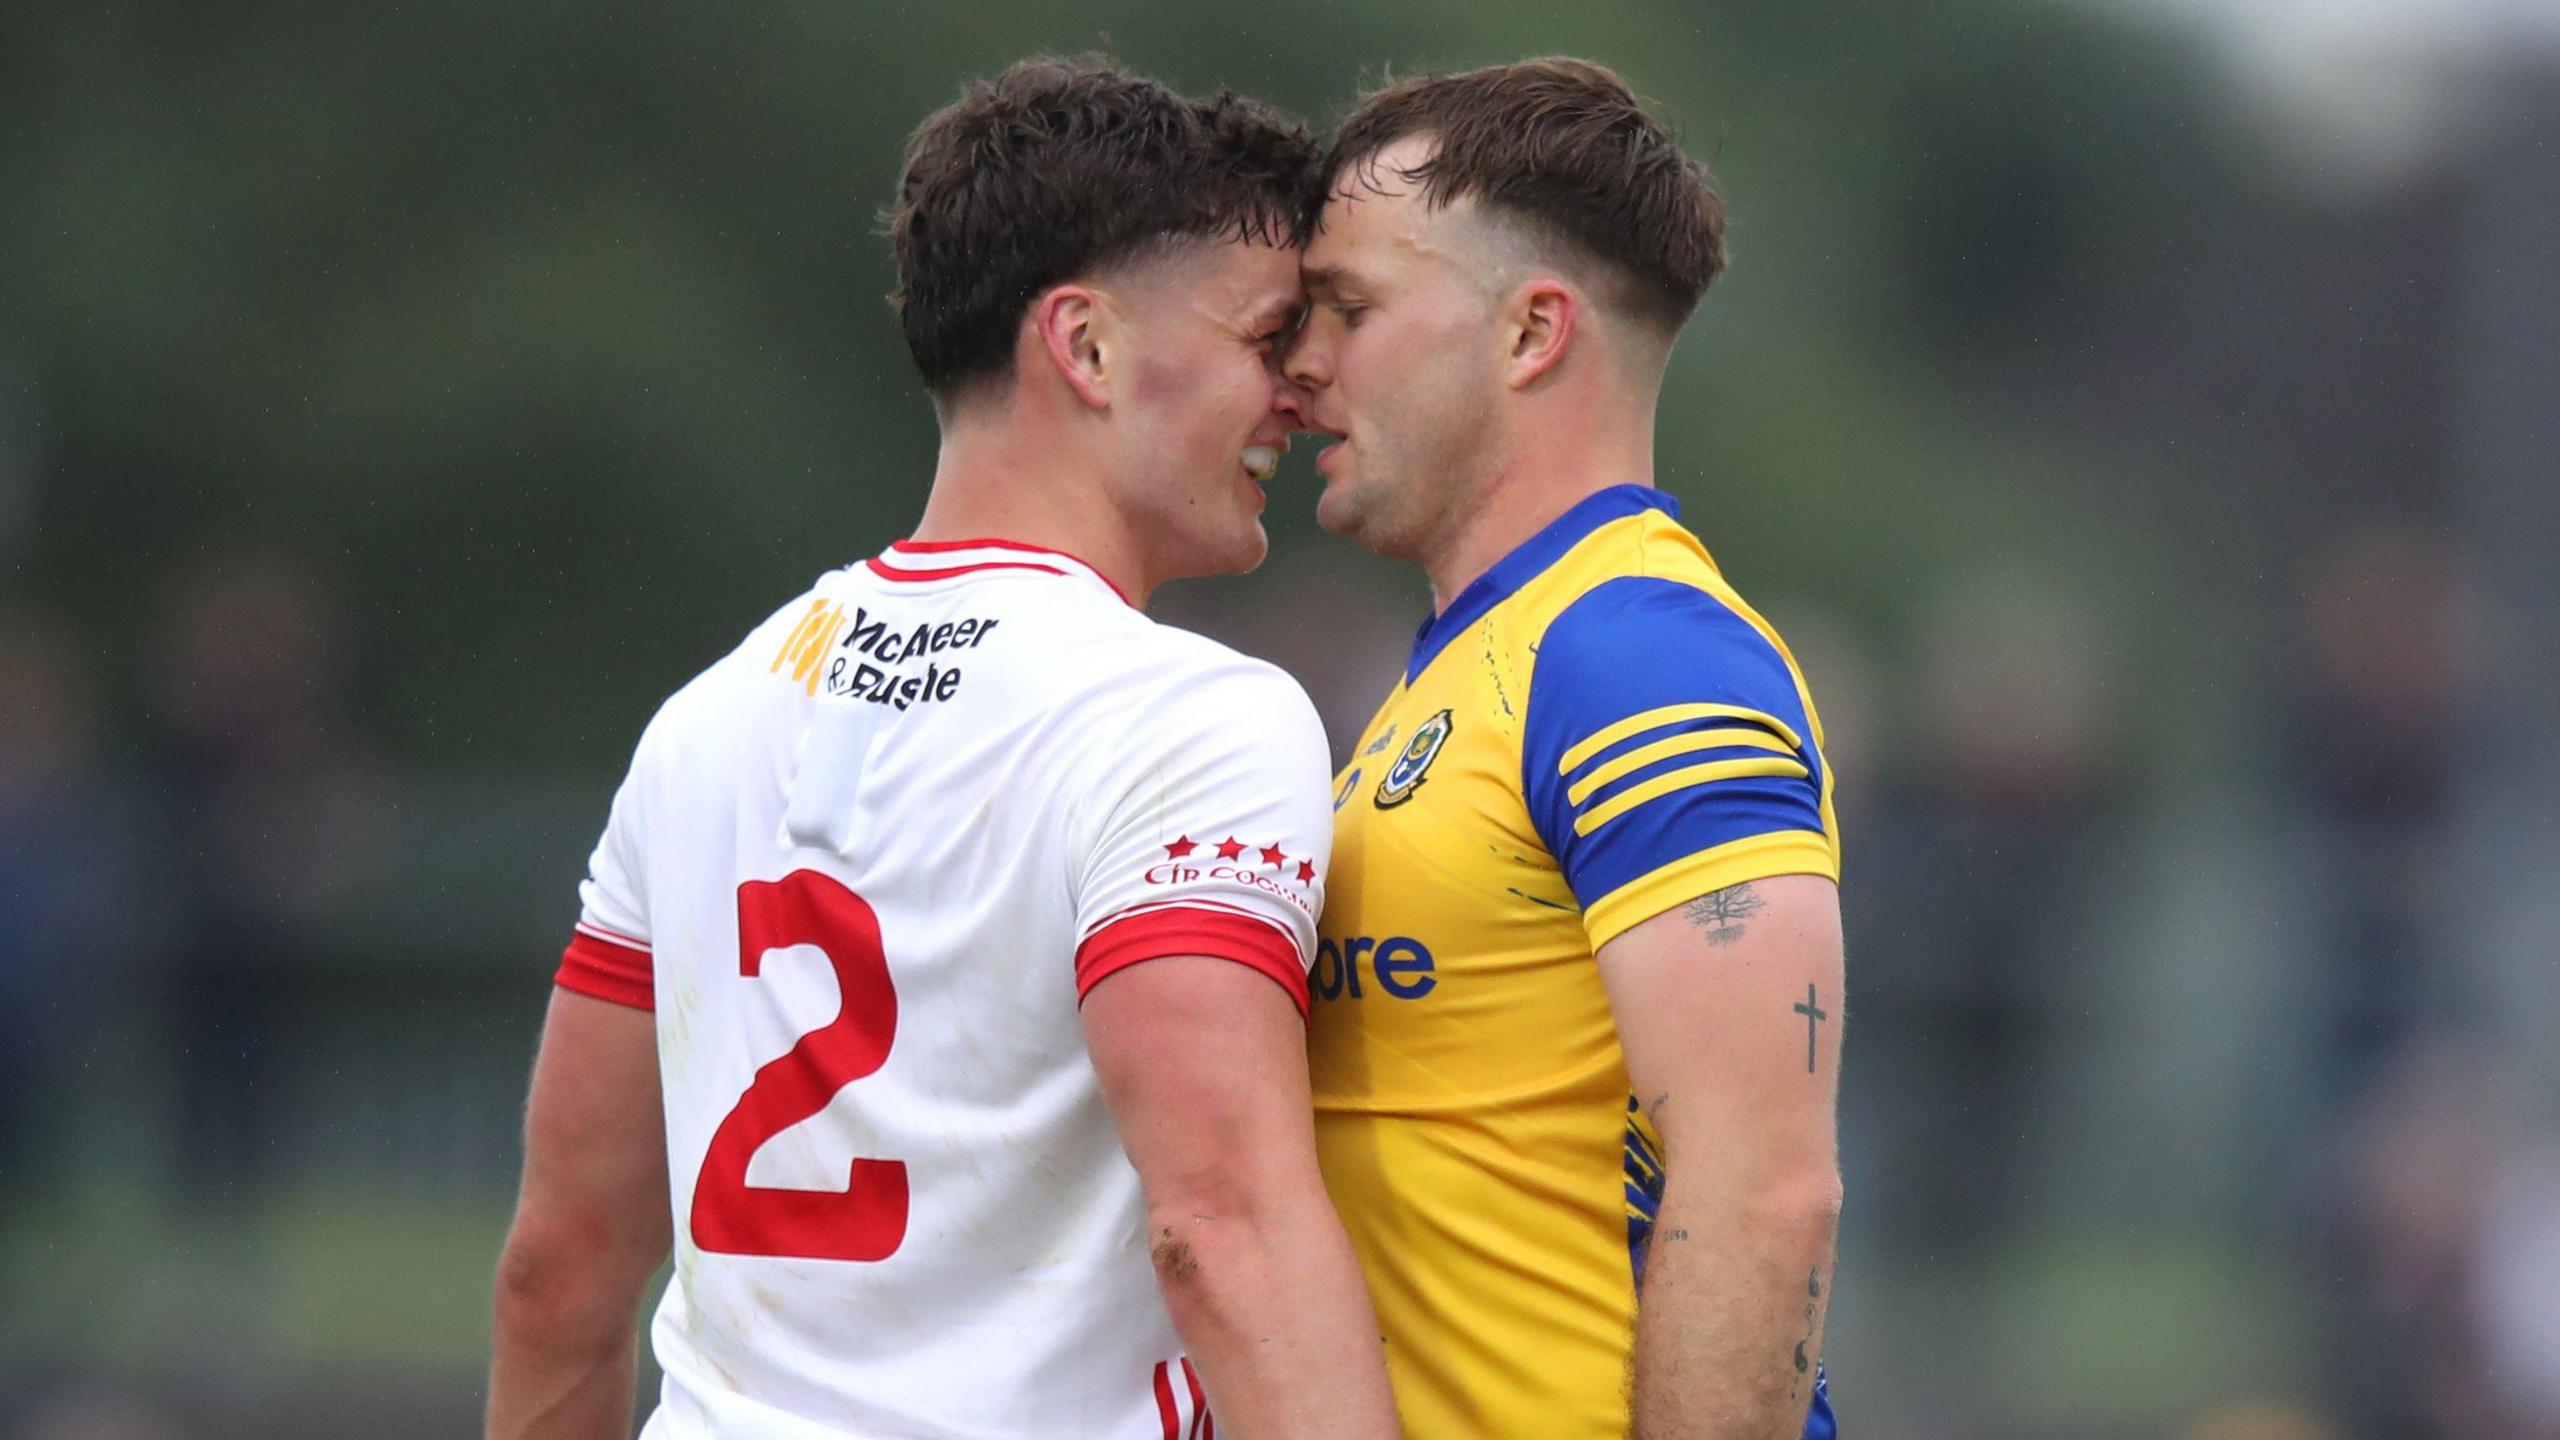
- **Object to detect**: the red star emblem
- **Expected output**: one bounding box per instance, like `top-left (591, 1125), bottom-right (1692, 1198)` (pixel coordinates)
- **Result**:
top-left (1214, 837), bottom-right (1247, 861)
top-left (1163, 835), bottom-right (1197, 859)
top-left (1258, 842), bottom-right (1290, 867)
top-left (1295, 859), bottom-right (1317, 883)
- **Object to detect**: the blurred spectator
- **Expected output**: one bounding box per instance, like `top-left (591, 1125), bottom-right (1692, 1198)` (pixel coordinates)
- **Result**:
top-left (2286, 520), bottom-right (2470, 1095)
top-left (145, 549), bottom-right (389, 1201)
top-left (0, 609), bottom-right (96, 1183)
top-left (1851, 564), bottom-right (2123, 1250)
top-left (2280, 521), bottom-right (2482, 1436)
top-left (0, 610), bottom-right (122, 1199)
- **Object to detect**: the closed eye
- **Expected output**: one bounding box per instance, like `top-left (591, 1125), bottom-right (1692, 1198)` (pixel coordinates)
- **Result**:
top-left (1254, 304), bottom-right (1308, 352)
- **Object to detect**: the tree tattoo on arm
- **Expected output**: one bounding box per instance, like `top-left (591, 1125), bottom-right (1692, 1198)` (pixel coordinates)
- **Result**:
top-left (1681, 882), bottom-right (1766, 948)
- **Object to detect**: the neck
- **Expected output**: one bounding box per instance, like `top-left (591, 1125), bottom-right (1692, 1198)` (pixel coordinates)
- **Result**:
top-left (912, 411), bottom-right (1155, 607)
top-left (1421, 411), bottom-right (1656, 611)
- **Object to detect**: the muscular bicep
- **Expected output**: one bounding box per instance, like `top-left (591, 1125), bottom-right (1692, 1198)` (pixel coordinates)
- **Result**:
top-left (1081, 957), bottom-right (1321, 1211)
top-left (1596, 874), bottom-right (1844, 1175)
top-left (510, 987), bottom-right (672, 1278)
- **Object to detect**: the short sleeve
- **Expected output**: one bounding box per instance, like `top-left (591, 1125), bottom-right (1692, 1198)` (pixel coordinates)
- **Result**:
top-left (1071, 660), bottom-right (1334, 1018)
top-left (1522, 577), bottom-right (1837, 951)
top-left (555, 756), bottom-right (655, 1011)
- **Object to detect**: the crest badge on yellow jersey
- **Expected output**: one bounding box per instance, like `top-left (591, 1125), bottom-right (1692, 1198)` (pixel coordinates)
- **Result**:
top-left (1373, 708), bottom-right (1454, 808)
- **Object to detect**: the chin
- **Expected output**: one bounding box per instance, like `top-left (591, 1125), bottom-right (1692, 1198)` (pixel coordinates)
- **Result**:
top-left (1168, 522), bottom-right (1268, 582)
top-left (1316, 485), bottom-right (1395, 554)
top-left (1219, 524), bottom-right (1271, 576)
top-left (1313, 484), bottom-right (1360, 539)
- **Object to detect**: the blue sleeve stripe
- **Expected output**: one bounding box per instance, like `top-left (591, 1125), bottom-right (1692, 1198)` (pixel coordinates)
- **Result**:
top-left (1565, 726), bottom-right (1796, 806)
top-left (1574, 756), bottom-right (1811, 837)
top-left (1523, 575), bottom-right (1833, 910)
top-left (1557, 701), bottom-right (1804, 775)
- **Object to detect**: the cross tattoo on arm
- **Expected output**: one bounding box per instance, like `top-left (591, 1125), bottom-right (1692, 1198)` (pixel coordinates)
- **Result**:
top-left (1792, 983), bottom-right (1827, 1073)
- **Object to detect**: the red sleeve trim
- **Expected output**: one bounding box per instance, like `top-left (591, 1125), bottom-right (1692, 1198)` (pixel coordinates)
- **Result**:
top-left (556, 930), bottom-right (655, 1011)
top-left (1075, 907), bottom-right (1310, 1020)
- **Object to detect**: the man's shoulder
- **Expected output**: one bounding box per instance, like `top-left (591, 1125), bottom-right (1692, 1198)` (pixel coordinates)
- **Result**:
top-left (1111, 612), bottom-right (1306, 692)
top-left (1074, 616), bottom-right (1325, 760)
top-left (1519, 567), bottom-right (1813, 765)
top-left (1513, 504), bottom-right (1795, 682)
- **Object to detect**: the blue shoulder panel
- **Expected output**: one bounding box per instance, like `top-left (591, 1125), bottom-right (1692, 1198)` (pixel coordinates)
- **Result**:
top-left (1522, 576), bottom-right (1827, 909)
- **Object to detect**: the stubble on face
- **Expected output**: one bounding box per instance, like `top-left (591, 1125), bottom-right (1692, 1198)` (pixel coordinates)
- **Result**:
top-left (1302, 145), bottom-right (1509, 568)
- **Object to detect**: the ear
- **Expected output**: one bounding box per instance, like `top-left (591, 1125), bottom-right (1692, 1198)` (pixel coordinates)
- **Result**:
top-left (1031, 285), bottom-right (1111, 410)
top-left (1502, 279), bottom-right (1577, 389)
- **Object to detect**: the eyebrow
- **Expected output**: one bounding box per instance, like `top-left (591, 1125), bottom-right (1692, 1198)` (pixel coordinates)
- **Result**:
top-left (1241, 293), bottom-right (1304, 332)
top-left (1301, 265), bottom-right (1367, 299)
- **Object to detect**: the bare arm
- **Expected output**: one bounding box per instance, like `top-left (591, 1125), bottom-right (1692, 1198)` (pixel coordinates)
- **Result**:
top-left (488, 988), bottom-right (671, 1440)
top-left (1083, 956), bottom-right (1401, 1440)
top-left (1598, 873), bottom-right (1845, 1440)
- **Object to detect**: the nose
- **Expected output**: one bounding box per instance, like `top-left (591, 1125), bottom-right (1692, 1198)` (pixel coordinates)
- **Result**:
top-left (1269, 370), bottom-right (1311, 429)
top-left (1282, 326), bottom-right (1330, 393)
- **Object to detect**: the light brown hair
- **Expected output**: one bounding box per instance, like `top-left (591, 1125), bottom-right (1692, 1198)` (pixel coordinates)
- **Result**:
top-left (1323, 58), bottom-right (1725, 330)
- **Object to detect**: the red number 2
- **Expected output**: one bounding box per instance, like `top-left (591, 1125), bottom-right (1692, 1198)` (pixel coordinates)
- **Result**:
top-left (689, 869), bottom-right (909, 1262)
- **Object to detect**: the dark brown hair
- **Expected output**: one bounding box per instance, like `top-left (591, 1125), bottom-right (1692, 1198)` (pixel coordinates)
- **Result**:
top-left (888, 56), bottom-right (1321, 401)
top-left (1323, 58), bottom-right (1725, 330)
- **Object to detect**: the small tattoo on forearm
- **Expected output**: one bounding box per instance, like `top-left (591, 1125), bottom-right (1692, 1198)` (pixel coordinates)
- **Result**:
top-left (1790, 1266), bottom-right (1824, 1397)
top-left (1683, 883), bottom-right (1766, 947)
top-left (1792, 984), bottom-right (1827, 1073)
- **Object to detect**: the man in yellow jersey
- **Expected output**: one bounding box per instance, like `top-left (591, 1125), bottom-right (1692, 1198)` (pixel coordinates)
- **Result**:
top-left (1284, 60), bottom-right (1844, 1439)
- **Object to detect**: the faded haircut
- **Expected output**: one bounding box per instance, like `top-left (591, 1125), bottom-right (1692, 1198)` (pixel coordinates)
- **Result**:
top-left (1322, 58), bottom-right (1725, 331)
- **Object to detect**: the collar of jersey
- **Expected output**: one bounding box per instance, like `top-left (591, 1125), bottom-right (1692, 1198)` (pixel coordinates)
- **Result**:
top-left (1404, 483), bottom-right (1679, 684)
top-left (868, 537), bottom-right (1134, 608)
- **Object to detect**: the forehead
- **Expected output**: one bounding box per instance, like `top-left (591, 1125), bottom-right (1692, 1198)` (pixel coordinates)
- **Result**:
top-left (1125, 235), bottom-right (1303, 318)
top-left (1305, 134), bottom-right (1450, 273)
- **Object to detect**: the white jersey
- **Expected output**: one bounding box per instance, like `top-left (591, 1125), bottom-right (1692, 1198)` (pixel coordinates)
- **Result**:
top-left (554, 538), bottom-right (1333, 1440)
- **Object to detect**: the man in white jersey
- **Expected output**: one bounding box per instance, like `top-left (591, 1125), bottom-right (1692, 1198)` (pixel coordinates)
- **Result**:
top-left (486, 58), bottom-right (1401, 1440)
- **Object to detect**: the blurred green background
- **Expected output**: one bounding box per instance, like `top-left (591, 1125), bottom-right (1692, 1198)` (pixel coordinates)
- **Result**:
top-left (5, 1), bottom-right (2558, 1436)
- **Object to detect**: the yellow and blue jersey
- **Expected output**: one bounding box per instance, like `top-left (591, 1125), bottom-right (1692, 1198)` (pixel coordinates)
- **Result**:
top-left (1310, 484), bottom-right (1839, 1439)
